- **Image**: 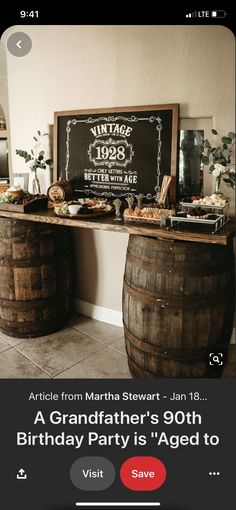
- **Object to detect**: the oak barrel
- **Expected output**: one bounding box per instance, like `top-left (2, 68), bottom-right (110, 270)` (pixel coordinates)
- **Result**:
top-left (0, 218), bottom-right (73, 338)
top-left (123, 235), bottom-right (235, 378)
top-left (47, 180), bottom-right (73, 203)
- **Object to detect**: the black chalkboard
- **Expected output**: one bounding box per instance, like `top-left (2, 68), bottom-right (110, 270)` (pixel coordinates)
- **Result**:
top-left (54, 104), bottom-right (178, 200)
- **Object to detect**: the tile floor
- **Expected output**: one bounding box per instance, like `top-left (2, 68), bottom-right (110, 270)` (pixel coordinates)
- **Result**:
top-left (0, 314), bottom-right (131, 379)
top-left (0, 314), bottom-right (235, 378)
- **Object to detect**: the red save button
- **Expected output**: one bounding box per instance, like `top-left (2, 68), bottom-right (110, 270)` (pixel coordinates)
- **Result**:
top-left (120, 456), bottom-right (166, 491)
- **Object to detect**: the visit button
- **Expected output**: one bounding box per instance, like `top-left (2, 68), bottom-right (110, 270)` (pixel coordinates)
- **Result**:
top-left (120, 456), bottom-right (166, 491)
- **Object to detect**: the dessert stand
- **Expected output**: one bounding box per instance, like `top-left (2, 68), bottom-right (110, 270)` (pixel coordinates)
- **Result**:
top-left (170, 201), bottom-right (230, 234)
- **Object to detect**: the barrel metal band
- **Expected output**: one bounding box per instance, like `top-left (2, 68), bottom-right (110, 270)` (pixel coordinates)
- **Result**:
top-left (0, 253), bottom-right (72, 268)
top-left (126, 250), bottom-right (229, 276)
top-left (0, 227), bottom-right (69, 243)
top-left (0, 316), bottom-right (69, 337)
top-left (0, 291), bottom-right (72, 309)
top-left (123, 324), bottom-right (228, 362)
top-left (128, 357), bottom-right (157, 379)
top-left (123, 279), bottom-right (228, 308)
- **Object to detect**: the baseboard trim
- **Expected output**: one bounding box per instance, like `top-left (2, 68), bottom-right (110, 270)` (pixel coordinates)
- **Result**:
top-left (230, 327), bottom-right (236, 344)
top-left (74, 299), bottom-right (123, 327)
top-left (74, 299), bottom-right (235, 342)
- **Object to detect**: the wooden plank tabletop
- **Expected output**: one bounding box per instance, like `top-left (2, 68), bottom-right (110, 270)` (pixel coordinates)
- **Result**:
top-left (0, 208), bottom-right (235, 245)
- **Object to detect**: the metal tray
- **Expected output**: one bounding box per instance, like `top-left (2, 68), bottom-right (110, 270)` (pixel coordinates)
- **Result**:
top-left (180, 201), bottom-right (229, 210)
top-left (170, 214), bottom-right (229, 233)
top-left (171, 214), bottom-right (224, 225)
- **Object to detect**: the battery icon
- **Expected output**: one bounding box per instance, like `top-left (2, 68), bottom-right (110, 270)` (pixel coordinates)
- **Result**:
top-left (211, 10), bottom-right (227, 18)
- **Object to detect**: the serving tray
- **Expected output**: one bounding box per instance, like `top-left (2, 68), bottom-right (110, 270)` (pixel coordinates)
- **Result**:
top-left (170, 214), bottom-right (229, 234)
top-left (171, 214), bottom-right (224, 225)
top-left (55, 209), bottom-right (114, 220)
top-left (124, 214), bottom-right (162, 224)
top-left (179, 201), bottom-right (229, 210)
top-left (0, 197), bottom-right (48, 213)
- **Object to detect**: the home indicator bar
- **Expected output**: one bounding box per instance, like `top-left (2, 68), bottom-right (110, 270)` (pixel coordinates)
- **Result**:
top-left (76, 503), bottom-right (161, 507)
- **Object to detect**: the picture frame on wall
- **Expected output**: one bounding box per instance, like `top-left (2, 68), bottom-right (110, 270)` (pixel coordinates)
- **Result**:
top-left (54, 104), bottom-right (179, 201)
top-left (13, 173), bottom-right (29, 191)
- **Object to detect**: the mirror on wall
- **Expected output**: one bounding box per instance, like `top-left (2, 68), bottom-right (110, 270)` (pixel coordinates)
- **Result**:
top-left (0, 137), bottom-right (8, 178)
top-left (0, 105), bottom-right (9, 190)
top-left (178, 129), bottom-right (204, 199)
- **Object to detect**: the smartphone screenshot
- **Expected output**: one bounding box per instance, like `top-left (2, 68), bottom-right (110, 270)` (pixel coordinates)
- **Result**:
top-left (0, 7), bottom-right (235, 510)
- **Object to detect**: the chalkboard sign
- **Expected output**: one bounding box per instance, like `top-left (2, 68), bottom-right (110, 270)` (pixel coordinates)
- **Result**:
top-left (54, 104), bottom-right (178, 200)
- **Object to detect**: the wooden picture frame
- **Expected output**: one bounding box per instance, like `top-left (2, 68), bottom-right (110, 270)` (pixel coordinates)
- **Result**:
top-left (54, 104), bottom-right (179, 200)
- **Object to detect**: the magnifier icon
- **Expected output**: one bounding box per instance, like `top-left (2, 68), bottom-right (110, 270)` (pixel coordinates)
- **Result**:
top-left (209, 353), bottom-right (224, 366)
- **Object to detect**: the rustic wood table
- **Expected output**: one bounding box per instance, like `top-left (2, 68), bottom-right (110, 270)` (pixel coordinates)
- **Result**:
top-left (0, 209), bottom-right (235, 378)
top-left (0, 208), bottom-right (235, 244)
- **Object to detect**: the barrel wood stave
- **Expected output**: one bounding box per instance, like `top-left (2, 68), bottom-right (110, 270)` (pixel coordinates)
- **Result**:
top-left (123, 235), bottom-right (235, 378)
top-left (0, 218), bottom-right (73, 338)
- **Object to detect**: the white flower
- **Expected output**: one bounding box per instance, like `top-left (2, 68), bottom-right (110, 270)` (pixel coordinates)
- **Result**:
top-left (213, 163), bottom-right (225, 176)
top-left (28, 159), bottom-right (37, 170)
top-left (212, 168), bottom-right (221, 178)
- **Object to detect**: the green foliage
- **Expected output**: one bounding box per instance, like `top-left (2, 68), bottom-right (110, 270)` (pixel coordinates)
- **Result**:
top-left (202, 129), bottom-right (236, 190)
top-left (221, 136), bottom-right (233, 145)
top-left (16, 132), bottom-right (53, 173)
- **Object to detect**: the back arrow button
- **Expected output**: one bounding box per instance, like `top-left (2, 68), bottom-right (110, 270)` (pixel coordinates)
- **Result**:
top-left (7, 32), bottom-right (32, 57)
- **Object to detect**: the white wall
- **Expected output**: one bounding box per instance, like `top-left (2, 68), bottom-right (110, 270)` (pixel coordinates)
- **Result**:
top-left (0, 43), bottom-right (8, 119)
top-left (0, 42), bottom-right (11, 175)
top-left (2, 25), bottom-right (235, 314)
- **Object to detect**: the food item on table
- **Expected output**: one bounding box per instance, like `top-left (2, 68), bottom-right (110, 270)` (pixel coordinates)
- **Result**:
top-left (134, 207), bottom-right (142, 216)
top-left (141, 207), bottom-right (173, 219)
top-left (86, 199), bottom-right (97, 207)
top-left (205, 214), bottom-right (219, 220)
top-left (192, 193), bottom-right (228, 206)
top-left (68, 204), bottom-right (81, 215)
top-left (55, 198), bottom-right (113, 216)
top-left (176, 211), bottom-right (187, 218)
top-left (104, 204), bottom-right (112, 212)
top-left (5, 186), bottom-right (24, 199)
top-left (54, 202), bottom-right (66, 214)
top-left (124, 206), bottom-right (173, 221)
top-left (78, 207), bottom-right (94, 215)
top-left (0, 190), bottom-right (47, 205)
top-left (124, 208), bottom-right (134, 216)
top-left (58, 203), bottom-right (70, 215)
top-left (187, 207), bottom-right (207, 218)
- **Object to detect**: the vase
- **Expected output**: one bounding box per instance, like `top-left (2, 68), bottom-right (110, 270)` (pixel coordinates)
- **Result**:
top-left (214, 176), bottom-right (221, 194)
top-left (32, 172), bottom-right (41, 194)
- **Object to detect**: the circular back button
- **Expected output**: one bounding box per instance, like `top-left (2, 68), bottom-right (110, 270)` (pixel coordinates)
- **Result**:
top-left (7, 32), bottom-right (32, 57)
top-left (120, 456), bottom-right (166, 491)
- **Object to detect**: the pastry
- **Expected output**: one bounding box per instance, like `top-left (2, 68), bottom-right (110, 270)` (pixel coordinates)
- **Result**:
top-left (6, 186), bottom-right (24, 199)
top-left (134, 207), bottom-right (142, 216)
top-left (192, 194), bottom-right (228, 206)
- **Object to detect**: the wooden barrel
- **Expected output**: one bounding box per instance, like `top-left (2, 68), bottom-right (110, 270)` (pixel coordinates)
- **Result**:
top-left (123, 235), bottom-right (235, 378)
top-left (0, 218), bottom-right (73, 338)
top-left (47, 180), bottom-right (73, 203)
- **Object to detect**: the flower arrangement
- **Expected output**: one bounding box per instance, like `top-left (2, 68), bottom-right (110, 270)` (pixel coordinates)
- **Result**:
top-left (16, 131), bottom-right (52, 193)
top-left (202, 129), bottom-right (235, 191)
